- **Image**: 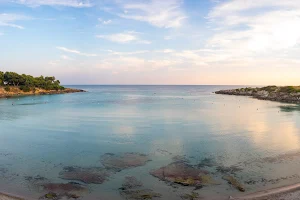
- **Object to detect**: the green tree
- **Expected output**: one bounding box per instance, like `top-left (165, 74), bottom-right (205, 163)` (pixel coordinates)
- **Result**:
top-left (0, 71), bottom-right (4, 86)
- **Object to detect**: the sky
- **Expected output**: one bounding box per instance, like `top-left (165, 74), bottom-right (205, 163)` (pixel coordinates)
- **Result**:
top-left (1, 0), bottom-right (300, 85)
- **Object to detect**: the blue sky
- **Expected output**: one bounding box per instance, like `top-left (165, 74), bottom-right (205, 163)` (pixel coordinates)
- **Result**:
top-left (1, 0), bottom-right (300, 85)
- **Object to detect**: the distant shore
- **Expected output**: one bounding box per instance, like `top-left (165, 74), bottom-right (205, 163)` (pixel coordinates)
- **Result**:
top-left (0, 86), bottom-right (85, 99)
top-left (215, 86), bottom-right (300, 104)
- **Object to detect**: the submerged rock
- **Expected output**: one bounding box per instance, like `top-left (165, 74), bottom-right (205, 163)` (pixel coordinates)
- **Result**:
top-left (101, 152), bottom-right (151, 171)
top-left (172, 155), bottom-right (190, 163)
top-left (150, 162), bottom-right (208, 187)
top-left (120, 189), bottom-right (162, 200)
top-left (121, 176), bottom-right (143, 190)
top-left (59, 166), bottom-right (111, 184)
top-left (197, 158), bottom-right (216, 168)
top-left (41, 182), bottom-right (87, 193)
top-left (25, 175), bottom-right (48, 182)
top-left (216, 166), bottom-right (243, 175)
top-left (43, 192), bottom-right (57, 199)
top-left (39, 182), bottom-right (87, 200)
top-left (222, 175), bottom-right (245, 192)
top-left (180, 192), bottom-right (201, 200)
top-left (40, 192), bottom-right (80, 200)
top-left (119, 177), bottom-right (161, 200)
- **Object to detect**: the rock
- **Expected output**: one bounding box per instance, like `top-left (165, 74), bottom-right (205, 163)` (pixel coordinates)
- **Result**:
top-left (119, 177), bottom-right (161, 200)
top-left (41, 182), bottom-right (87, 193)
top-left (216, 166), bottom-right (243, 175)
top-left (44, 192), bottom-right (57, 199)
top-left (222, 175), bottom-right (245, 192)
top-left (59, 166), bottom-right (111, 184)
top-left (120, 189), bottom-right (161, 200)
top-left (215, 86), bottom-right (300, 104)
top-left (121, 176), bottom-right (143, 190)
top-left (101, 152), bottom-right (151, 171)
top-left (172, 155), bottom-right (190, 163)
top-left (40, 192), bottom-right (80, 200)
top-left (180, 192), bottom-right (200, 200)
top-left (150, 162), bottom-right (208, 187)
top-left (197, 158), bottom-right (216, 168)
top-left (39, 182), bottom-right (87, 200)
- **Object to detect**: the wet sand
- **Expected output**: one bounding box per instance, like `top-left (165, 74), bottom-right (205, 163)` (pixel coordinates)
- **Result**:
top-left (235, 183), bottom-right (300, 200)
top-left (3, 183), bottom-right (300, 200)
top-left (0, 192), bottom-right (24, 200)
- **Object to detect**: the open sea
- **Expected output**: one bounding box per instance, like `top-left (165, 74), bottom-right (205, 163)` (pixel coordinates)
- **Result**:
top-left (1, 85), bottom-right (300, 200)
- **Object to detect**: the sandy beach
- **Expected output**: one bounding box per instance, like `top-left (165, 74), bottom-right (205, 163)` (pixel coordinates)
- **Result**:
top-left (234, 183), bottom-right (300, 200)
top-left (0, 192), bottom-right (24, 200)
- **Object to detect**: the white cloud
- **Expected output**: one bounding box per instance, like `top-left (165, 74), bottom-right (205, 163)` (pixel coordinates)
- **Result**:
top-left (106, 50), bottom-right (149, 55)
top-left (109, 0), bottom-right (187, 28)
top-left (155, 49), bottom-right (174, 53)
top-left (11, 0), bottom-right (92, 7)
top-left (96, 31), bottom-right (151, 44)
top-left (98, 18), bottom-right (112, 25)
top-left (56, 46), bottom-right (97, 57)
top-left (208, 0), bottom-right (300, 52)
top-left (97, 55), bottom-right (183, 72)
top-left (0, 13), bottom-right (31, 29)
top-left (209, 0), bottom-right (300, 18)
top-left (61, 55), bottom-right (73, 60)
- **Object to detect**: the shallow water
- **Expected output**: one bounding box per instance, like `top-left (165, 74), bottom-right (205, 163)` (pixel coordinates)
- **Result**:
top-left (1, 85), bottom-right (300, 200)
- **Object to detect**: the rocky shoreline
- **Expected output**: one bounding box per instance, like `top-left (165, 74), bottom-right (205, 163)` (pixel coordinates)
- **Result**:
top-left (215, 86), bottom-right (300, 104)
top-left (0, 87), bottom-right (85, 99)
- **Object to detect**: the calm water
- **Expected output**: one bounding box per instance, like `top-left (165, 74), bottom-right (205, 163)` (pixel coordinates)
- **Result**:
top-left (1, 85), bottom-right (300, 199)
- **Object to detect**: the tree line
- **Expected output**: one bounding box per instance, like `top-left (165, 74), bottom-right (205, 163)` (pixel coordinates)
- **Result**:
top-left (0, 71), bottom-right (65, 92)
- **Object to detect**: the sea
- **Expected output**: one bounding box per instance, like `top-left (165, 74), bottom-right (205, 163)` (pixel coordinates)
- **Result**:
top-left (1, 85), bottom-right (300, 200)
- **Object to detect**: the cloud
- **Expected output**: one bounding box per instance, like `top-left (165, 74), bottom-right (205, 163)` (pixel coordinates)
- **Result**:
top-left (106, 50), bottom-right (149, 55)
top-left (98, 18), bottom-right (112, 25)
top-left (56, 46), bottom-right (97, 57)
top-left (209, 0), bottom-right (300, 18)
top-left (11, 0), bottom-right (92, 7)
top-left (61, 55), bottom-right (73, 60)
top-left (0, 13), bottom-right (31, 29)
top-left (207, 0), bottom-right (300, 52)
top-left (96, 31), bottom-right (151, 44)
top-left (97, 55), bottom-right (183, 73)
top-left (107, 0), bottom-right (187, 28)
top-left (155, 49), bottom-right (174, 53)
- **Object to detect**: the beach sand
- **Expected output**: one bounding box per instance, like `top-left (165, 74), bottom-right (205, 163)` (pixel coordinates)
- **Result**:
top-left (0, 193), bottom-right (24, 200)
top-left (3, 184), bottom-right (300, 200)
top-left (235, 183), bottom-right (300, 200)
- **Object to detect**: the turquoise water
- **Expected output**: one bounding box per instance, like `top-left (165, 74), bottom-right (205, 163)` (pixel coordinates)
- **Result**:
top-left (1, 85), bottom-right (300, 199)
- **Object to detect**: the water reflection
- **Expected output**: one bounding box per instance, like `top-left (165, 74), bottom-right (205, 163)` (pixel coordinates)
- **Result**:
top-left (1, 86), bottom-right (300, 199)
top-left (279, 105), bottom-right (300, 112)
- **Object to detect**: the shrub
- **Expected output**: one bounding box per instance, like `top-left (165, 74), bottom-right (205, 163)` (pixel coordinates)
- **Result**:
top-left (279, 86), bottom-right (300, 93)
top-left (19, 85), bottom-right (31, 92)
top-left (261, 86), bottom-right (277, 92)
top-left (4, 86), bottom-right (10, 92)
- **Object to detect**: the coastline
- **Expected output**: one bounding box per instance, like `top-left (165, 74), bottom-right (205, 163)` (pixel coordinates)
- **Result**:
top-left (215, 86), bottom-right (300, 104)
top-left (0, 87), bottom-right (85, 99)
top-left (3, 182), bottom-right (300, 200)
top-left (235, 182), bottom-right (300, 200)
top-left (0, 192), bottom-right (25, 200)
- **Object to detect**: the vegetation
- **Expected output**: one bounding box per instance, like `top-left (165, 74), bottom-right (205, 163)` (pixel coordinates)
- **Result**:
top-left (4, 86), bottom-right (10, 92)
top-left (0, 71), bottom-right (65, 92)
top-left (260, 85), bottom-right (278, 92)
top-left (278, 86), bottom-right (300, 93)
top-left (234, 86), bottom-right (300, 94)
